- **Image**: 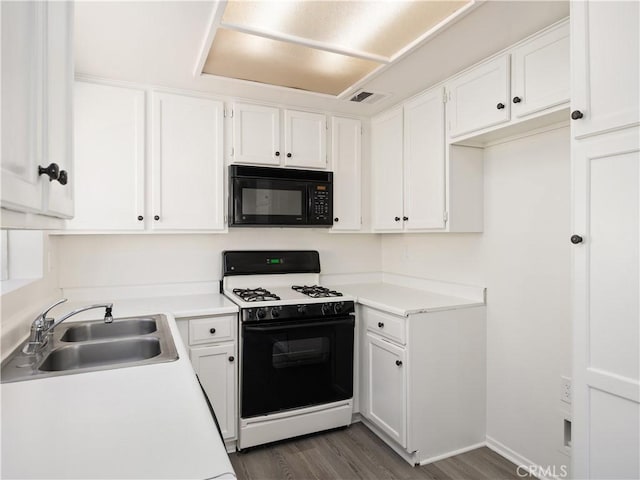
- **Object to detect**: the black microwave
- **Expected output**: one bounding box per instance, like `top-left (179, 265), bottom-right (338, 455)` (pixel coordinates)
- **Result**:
top-left (229, 165), bottom-right (333, 227)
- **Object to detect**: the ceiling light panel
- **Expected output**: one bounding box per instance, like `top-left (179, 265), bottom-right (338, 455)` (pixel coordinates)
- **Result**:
top-left (203, 28), bottom-right (382, 95)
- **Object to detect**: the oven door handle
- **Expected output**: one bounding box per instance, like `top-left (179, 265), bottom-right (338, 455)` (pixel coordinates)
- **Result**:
top-left (244, 317), bottom-right (354, 332)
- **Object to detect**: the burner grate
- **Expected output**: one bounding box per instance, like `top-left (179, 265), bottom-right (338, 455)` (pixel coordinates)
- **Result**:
top-left (292, 285), bottom-right (344, 298)
top-left (233, 288), bottom-right (281, 302)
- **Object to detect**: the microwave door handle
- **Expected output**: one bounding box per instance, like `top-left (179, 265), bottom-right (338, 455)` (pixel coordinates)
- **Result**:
top-left (244, 317), bottom-right (354, 332)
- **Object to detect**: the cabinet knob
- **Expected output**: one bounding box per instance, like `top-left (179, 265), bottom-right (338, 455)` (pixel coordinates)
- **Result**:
top-left (209, 327), bottom-right (216, 334)
top-left (137, 215), bottom-right (144, 221)
top-left (496, 103), bottom-right (505, 110)
top-left (154, 215), bottom-right (160, 221)
top-left (378, 322), bottom-right (384, 328)
top-left (334, 217), bottom-right (339, 222)
top-left (403, 216), bottom-right (408, 221)
top-left (571, 110), bottom-right (584, 120)
top-left (513, 96), bottom-right (522, 104)
top-left (275, 151), bottom-right (280, 157)
top-left (570, 234), bottom-right (584, 244)
top-left (228, 356), bottom-right (235, 362)
top-left (57, 170), bottom-right (68, 185)
top-left (394, 217), bottom-right (401, 222)
top-left (38, 163), bottom-right (60, 182)
top-left (395, 360), bottom-right (403, 367)
top-left (286, 153), bottom-right (292, 158)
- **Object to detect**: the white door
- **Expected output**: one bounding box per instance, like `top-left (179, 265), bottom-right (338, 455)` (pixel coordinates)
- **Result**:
top-left (571, 1), bottom-right (639, 138)
top-left (403, 87), bottom-right (446, 230)
top-left (572, 127), bottom-right (640, 480)
top-left (190, 343), bottom-right (236, 440)
top-left (67, 82), bottom-right (145, 230)
top-left (447, 55), bottom-right (511, 138)
top-left (284, 110), bottom-right (327, 169)
top-left (366, 332), bottom-right (407, 447)
top-left (151, 92), bottom-right (224, 231)
top-left (1, 1), bottom-right (45, 213)
top-left (232, 103), bottom-right (280, 165)
top-left (511, 22), bottom-right (569, 119)
top-left (44, 1), bottom-right (74, 218)
top-left (331, 117), bottom-right (361, 231)
top-left (371, 106), bottom-right (404, 231)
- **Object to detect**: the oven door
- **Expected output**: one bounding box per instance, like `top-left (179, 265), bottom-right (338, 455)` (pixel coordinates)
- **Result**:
top-left (241, 316), bottom-right (354, 418)
top-left (231, 178), bottom-right (308, 226)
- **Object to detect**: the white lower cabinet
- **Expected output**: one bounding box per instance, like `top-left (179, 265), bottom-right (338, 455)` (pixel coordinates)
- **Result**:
top-left (359, 305), bottom-right (486, 465)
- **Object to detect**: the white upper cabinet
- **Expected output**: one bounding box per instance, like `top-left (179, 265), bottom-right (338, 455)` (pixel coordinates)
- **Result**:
top-left (151, 92), bottom-right (224, 231)
top-left (511, 21), bottom-right (569, 119)
top-left (371, 106), bottom-right (404, 232)
top-left (68, 82), bottom-right (146, 231)
top-left (232, 103), bottom-right (280, 166)
top-left (403, 88), bottom-right (446, 230)
top-left (447, 55), bottom-right (511, 138)
top-left (331, 117), bottom-right (361, 231)
top-left (231, 102), bottom-right (327, 169)
top-left (1, 1), bottom-right (74, 221)
top-left (284, 110), bottom-right (327, 169)
top-left (571, 1), bottom-right (639, 138)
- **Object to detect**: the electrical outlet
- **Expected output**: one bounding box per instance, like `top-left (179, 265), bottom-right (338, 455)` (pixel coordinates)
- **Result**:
top-left (561, 376), bottom-right (572, 404)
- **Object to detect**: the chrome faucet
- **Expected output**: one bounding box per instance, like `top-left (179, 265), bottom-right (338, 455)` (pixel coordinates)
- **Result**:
top-left (22, 299), bottom-right (114, 354)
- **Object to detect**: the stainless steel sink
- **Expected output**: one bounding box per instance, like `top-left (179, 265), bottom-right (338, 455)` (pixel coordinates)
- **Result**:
top-left (1, 314), bottom-right (178, 383)
top-left (60, 318), bottom-right (157, 342)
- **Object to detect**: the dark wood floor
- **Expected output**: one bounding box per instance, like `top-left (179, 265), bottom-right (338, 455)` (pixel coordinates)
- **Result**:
top-left (230, 423), bottom-right (533, 480)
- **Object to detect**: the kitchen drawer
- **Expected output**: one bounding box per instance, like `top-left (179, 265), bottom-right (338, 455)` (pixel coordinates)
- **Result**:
top-left (189, 315), bottom-right (235, 345)
top-left (365, 308), bottom-right (406, 345)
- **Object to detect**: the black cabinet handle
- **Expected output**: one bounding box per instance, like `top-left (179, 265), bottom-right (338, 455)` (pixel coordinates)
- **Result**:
top-left (378, 322), bottom-right (384, 328)
top-left (154, 215), bottom-right (160, 221)
top-left (496, 103), bottom-right (505, 110)
top-left (38, 163), bottom-right (60, 181)
top-left (571, 235), bottom-right (583, 244)
top-left (286, 153), bottom-right (292, 158)
top-left (209, 328), bottom-right (216, 334)
top-left (137, 215), bottom-right (144, 221)
top-left (275, 151), bottom-right (280, 157)
top-left (571, 110), bottom-right (584, 120)
top-left (513, 96), bottom-right (522, 103)
top-left (394, 217), bottom-right (401, 222)
top-left (56, 170), bottom-right (68, 185)
top-left (395, 360), bottom-right (403, 366)
top-left (403, 216), bottom-right (408, 221)
top-left (334, 217), bottom-right (339, 222)
top-left (228, 356), bottom-right (235, 362)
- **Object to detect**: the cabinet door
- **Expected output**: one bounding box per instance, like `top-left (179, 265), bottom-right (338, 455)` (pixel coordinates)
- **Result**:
top-left (190, 343), bottom-right (236, 440)
top-left (1, 1), bottom-right (45, 213)
top-left (512, 22), bottom-right (569, 119)
top-left (331, 117), bottom-right (361, 231)
top-left (366, 332), bottom-right (407, 447)
top-left (447, 55), bottom-right (510, 138)
top-left (284, 110), bottom-right (327, 169)
top-left (232, 103), bottom-right (280, 165)
top-left (68, 82), bottom-right (145, 230)
top-left (371, 106), bottom-right (404, 231)
top-left (151, 92), bottom-right (224, 231)
top-left (571, 1), bottom-right (639, 138)
top-left (403, 87), bottom-right (446, 230)
top-left (572, 128), bottom-right (640, 480)
top-left (44, 1), bottom-right (74, 218)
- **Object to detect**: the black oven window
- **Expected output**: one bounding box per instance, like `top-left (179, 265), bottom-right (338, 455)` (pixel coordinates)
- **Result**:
top-left (242, 188), bottom-right (302, 216)
top-left (273, 337), bottom-right (330, 369)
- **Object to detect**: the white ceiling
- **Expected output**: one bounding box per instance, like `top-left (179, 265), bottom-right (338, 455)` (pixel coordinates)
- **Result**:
top-left (74, 1), bottom-right (569, 117)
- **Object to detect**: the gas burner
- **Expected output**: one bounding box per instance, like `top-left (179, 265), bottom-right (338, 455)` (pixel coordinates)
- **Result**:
top-left (233, 288), bottom-right (281, 302)
top-left (292, 285), bottom-right (344, 298)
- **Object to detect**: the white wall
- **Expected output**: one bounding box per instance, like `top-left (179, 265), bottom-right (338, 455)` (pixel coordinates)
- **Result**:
top-left (55, 231), bottom-right (381, 289)
top-left (382, 126), bottom-right (571, 473)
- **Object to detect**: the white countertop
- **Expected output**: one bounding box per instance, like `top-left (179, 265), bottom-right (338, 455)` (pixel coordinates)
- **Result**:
top-left (334, 282), bottom-right (485, 317)
top-left (1, 294), bottom-right (238, 479)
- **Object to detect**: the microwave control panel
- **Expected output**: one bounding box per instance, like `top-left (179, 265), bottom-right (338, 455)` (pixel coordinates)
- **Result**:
top-left (310, 185), bottom-right (332, 224)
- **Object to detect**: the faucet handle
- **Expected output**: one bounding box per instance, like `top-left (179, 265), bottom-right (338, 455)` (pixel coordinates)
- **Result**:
top-left (37, 299), bottom-right (68, 321)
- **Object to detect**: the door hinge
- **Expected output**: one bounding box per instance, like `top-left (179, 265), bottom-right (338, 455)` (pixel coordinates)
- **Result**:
top-left (443, 211), bottom-right (449, 223)
top-left (443, 89), bottom-right (448, 103)
top-left (231, 147), bottom-right (234, 157)
top-left (224, 108), bottom-right (233, 118)
top-left (326, 121), bottom-right (328, 130)
top-left (361, 126), bottom-right (364, 135)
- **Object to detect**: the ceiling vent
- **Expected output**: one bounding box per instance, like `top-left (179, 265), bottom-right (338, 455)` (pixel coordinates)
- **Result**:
top-left (349, 90), bottom-right (390, 104)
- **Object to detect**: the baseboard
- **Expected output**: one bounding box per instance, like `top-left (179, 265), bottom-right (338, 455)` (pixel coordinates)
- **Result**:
top-left (418, 442), bottom-right (487, 465)
top-left (486, 435), bottom-right (563, 480)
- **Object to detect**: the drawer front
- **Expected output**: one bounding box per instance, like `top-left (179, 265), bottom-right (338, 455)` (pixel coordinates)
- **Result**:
top-left (189, 316), bottom-right (235, 345)
top-left (365, 308), bottom-right (406, 345)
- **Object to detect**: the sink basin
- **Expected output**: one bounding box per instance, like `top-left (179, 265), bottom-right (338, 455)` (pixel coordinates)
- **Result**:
top-left (61, 318), bottom-right (157, 342)
top-left (39, 337), bottom-right (161, 372)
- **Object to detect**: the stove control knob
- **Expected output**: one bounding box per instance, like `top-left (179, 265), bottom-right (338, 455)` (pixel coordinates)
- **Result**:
top-left (297, 305), bottom-right (307, 315)
top-left (333, 302), bottom-right (345, 314)
top-left (256, 308), bottom-right (266, 319)
top-left (271, 307), bottom-right (280, 318)
top-left (321, 304), bottom-right (332, 315)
